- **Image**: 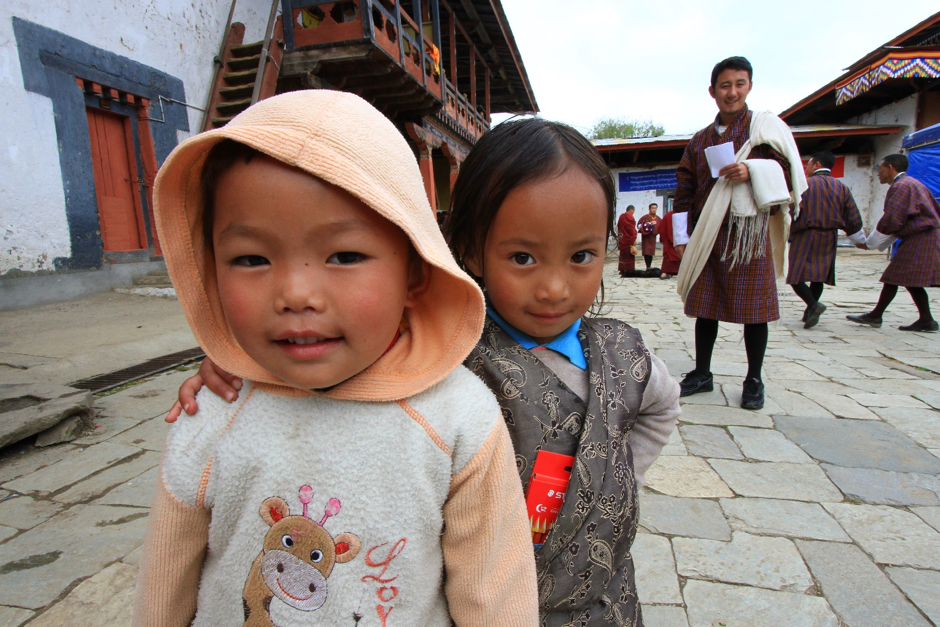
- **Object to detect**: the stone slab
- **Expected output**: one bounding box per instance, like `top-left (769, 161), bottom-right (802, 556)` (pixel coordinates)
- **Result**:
top-left (95, 464), bottom-right (158, 508)
top-left (71, 414), bottom-right (141, 447)
top-left (34, 414), bottom-right (87, 447)
top-left (682, 579), bottom-right (838, 627)
top-left (912, 506), bottom-right (940, 533)
top-left (885, 567), bottom-right (940, 625)
top-left (26, 562), bottom-right (136, 627)
top-left (0, 526), bottom-right (17, 543)
top-left (0, 443), bottom-right (71, 485)
top-left (797, 540), bottom-right (931, 627)
top-left (678, 425), bottom-right (742, 459)
top-left (678, 404), bottom-right (773, 428)
top-left (728, 426), bottom-right (813, 463)
top-left (641, 605), bottom-right (689, 627)
top-left (719, 498), bottom-right (850, 542)
top-left (659, 426), bottom-right (687, 456)
top-left (675, 383), bottom-right (727, 406)
top-left (761, 383), bottom-right (834, 418)
top-left (914, 392), bottom-right (940, 410)
top-left (644, 456), bottom-right (733, 498)
top-left (2, 441), bottom-right (142, 496)
top-left (873, 406), bottom-right (940, 450)
top-left (799, 391), bottom-right (879, 420)
top-left (821, 464), bottom-right (940, 506)
top-left (674, 531), bottom-right (813, 592)
top-left (846, 392), bottom-right (929, 408)
top-left (93, 369), bottom-right (191, 422)
top-left (824, 503), bottom-right (940, 569)
top-left (0, 606), bottom-right (35, 627)
top-left (0, 495), bottom-right (64, 530)
top-left (709, 460), bottom-right (843, 502)
top-left (0, 504), bottom-right (148, 608)
top-left (54, 451), bottom-right (159, 504)
top-left (0, 393), bottom-right (93, 449)
top-left (633, 533), bottom-right (681, 604)
top-left (638, 494), bottom-right (731, 541)
top-left (108, 415), bottom-right (171, 451)
top-left (775, 415), bottom-right (940, 474)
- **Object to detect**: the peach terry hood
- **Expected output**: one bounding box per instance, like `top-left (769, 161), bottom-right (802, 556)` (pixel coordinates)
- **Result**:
top-left (153, 90), bottom-right (484, 401)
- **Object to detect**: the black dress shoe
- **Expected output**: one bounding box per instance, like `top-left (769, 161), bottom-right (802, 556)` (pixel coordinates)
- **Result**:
top-left (680, 371), bottom-right (714, 397)
top-left (741, 377), bottom-right (764, 410)
top-left (899, 320), bottom-right (940, 332)
top-left (804, 302), bottom-right (826, 329)
top-left (846, 313), bottom-right (882, 328)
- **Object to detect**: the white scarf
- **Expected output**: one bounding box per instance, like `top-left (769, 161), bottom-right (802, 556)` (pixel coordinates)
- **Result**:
top-left (677, 111), bottom-right (808, 302)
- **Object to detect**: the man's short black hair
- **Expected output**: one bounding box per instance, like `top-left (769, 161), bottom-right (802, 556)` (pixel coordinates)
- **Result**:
top-left (811, 151), bottom-right (836, 170)
top-left (882, 153), bottom-right (908, 173)
top-left (626, 204), bottom-right (635, 212)
top-left (711, 56), bottom-right (753, 88)
top-left (649, 202), bottom-right (658, 208)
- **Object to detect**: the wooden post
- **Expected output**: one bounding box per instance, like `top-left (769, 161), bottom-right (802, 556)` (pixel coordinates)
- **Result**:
top-left (448, 9), bottom-right (456, 85)
top-left (484, 67), bottom-right (490, 122)
top-left (418, 145), bottom-right (437, 212)
top-left (469, 44), bottom-right (476, 110)
top-left (136, 101), bottom-right (162, 255)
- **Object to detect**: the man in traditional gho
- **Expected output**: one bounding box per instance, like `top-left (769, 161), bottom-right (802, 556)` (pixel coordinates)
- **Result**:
top-left (637, 203), bottom-right (661, 270)
top-left (787, 151), bottom-right (864, 328)
top-left (846, 153), bottom-right (940, 332)
top-left (617, 204), bottom-right (638, 276)
top-left (672, 56), bottom-right (807, 410)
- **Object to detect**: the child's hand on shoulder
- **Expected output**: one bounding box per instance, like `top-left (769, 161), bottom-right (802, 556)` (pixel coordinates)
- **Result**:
top-left (166, 358), bottom-right (242, 423)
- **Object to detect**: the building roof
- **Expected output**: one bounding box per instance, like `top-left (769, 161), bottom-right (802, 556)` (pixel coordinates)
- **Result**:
top-left (447, 0), bottom-right (538, 113)
top-left (780, 11), bottom-right (940, 125)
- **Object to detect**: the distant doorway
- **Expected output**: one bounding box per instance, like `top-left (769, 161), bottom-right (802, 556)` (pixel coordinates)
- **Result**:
top-left (86, 106), bottom-right (148, 251)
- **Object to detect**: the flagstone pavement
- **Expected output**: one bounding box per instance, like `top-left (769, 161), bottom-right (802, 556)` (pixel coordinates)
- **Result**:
top-left (1, 247), bottom-right (939, 626)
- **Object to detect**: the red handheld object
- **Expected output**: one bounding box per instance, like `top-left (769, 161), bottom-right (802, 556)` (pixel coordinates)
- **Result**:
top-left (525, 450), bottom-right (574, 547)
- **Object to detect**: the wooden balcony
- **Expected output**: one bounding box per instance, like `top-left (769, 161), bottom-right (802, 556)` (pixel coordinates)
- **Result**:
top-left (280, 0), bottom-right (445, 120)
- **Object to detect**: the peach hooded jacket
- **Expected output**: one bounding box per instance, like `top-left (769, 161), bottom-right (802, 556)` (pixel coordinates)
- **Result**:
top-left (132, 91), bottom-right (538, 626)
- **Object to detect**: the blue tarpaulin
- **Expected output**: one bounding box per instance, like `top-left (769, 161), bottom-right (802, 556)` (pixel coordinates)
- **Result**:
top-left (902, 122), bottom-right (940, 198)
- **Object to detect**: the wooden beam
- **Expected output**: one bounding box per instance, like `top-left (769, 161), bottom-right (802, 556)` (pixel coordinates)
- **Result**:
top-left (469, 43), bottom-right (476, 109)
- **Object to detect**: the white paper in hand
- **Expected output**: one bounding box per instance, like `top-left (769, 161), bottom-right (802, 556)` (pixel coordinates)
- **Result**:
top-left (704, 142), bottom-right (735, 178)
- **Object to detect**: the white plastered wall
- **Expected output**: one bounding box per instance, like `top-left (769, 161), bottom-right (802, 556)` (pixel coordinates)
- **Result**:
top-left (612, 166), bottom-right (673, 225)
top-left (0, 0), bottom-right (271, 274)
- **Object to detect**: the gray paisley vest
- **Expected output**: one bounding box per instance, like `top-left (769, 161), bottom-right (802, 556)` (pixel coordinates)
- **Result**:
top-left (465, 316), bottom-right (651, 627)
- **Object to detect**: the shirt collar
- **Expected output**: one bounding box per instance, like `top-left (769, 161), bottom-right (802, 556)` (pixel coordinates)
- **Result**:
top-left (487, 307), bottom-right (587, 370)
top-left (894, 171), bottom-right (906, 181)
top-left (812, 168), bottom-right (831, 176)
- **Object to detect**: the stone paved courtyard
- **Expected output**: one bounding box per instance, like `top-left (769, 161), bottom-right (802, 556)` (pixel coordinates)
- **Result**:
top-left (1, 247), bottom-right (939, 626)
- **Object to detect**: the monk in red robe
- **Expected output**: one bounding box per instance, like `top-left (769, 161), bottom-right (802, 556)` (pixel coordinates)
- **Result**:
top-left (656, 209), bottom-right (681, 278)
top-left (636, 203), bottom-right (661, 270)
top-left (617, 205), bottom-right (637, 276)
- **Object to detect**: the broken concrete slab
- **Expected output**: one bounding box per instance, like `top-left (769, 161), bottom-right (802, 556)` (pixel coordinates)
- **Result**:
top-left (0, 392), bottom-right (93, 449)
top-left (775, 415), bottom-right (940, 474)
top-left (34, 414), bottom-right (87, 447)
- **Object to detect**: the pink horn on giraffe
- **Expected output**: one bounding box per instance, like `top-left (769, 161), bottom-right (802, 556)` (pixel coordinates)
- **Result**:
top-left (298, 485), bottom-right (314, 518)
top-left (319, 498), bottom-right (341, 526)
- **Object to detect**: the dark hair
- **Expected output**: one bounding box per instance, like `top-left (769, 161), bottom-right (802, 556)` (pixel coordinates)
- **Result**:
top-left (201, 139), bottom-right (261, 251)
top-left (711, 56), bottom-right (753, 88)
top-left (626, 204), bottom-right (635, 212)
top-left (811, 151), bottom-right (836, 170)
top-left (882, 153), bottom-right (908, 173)
top-left (443, 117), bottom-right (616, 279)
top-left (649, 202), bottom-right (658, 209)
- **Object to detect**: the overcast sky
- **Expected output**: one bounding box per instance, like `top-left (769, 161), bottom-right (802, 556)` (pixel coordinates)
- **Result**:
top-left (493, 1), bottom-right (939, 135)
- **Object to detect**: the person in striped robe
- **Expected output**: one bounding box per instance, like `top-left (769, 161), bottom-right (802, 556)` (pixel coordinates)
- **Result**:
top-left (847, 153), bottom-right (940, 332)
top-left (672, 56), bottom-right (793, 410)
top-left (786, 151), bottom-right (864, 328)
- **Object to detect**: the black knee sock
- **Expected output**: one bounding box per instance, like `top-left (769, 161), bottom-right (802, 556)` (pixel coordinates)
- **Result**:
top-left (908, 287), bottom-right (934, 322)
top-left (744, 323), bottom-right (768, 381)
top-left (644, 254), bottom-right (653, 269)
top-left (810, 282), bottom-right (824, 302)
top-left (791, 283), bottom-right (815, 307)
top-left (695, 318), bottom-right (719, 374)
top-left (870, 284), bottom-right (899, 318)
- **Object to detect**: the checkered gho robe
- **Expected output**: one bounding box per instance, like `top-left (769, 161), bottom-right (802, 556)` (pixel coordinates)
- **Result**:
top-left (674, 107), bottom-right (791, 323)
top-left (878, 174), bottom-right (940, 288)
top-left (786, 171), bottom-right (862, 285)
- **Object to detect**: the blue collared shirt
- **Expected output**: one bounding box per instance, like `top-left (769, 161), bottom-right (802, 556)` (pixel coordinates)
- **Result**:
top-left (486, 307), bottom-right (587, 370)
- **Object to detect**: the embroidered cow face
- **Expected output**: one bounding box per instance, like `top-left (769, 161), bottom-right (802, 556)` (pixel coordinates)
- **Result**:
top-left (243, 487), bottom-right (361, 621)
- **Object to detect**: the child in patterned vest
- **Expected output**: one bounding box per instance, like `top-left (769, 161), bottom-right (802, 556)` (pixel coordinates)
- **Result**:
top-left (133, 91), bottom-right (538, 626)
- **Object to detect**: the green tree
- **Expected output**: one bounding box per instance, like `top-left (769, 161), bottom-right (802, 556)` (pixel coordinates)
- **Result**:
top-left (589, 117), bottom-right (665, 140)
